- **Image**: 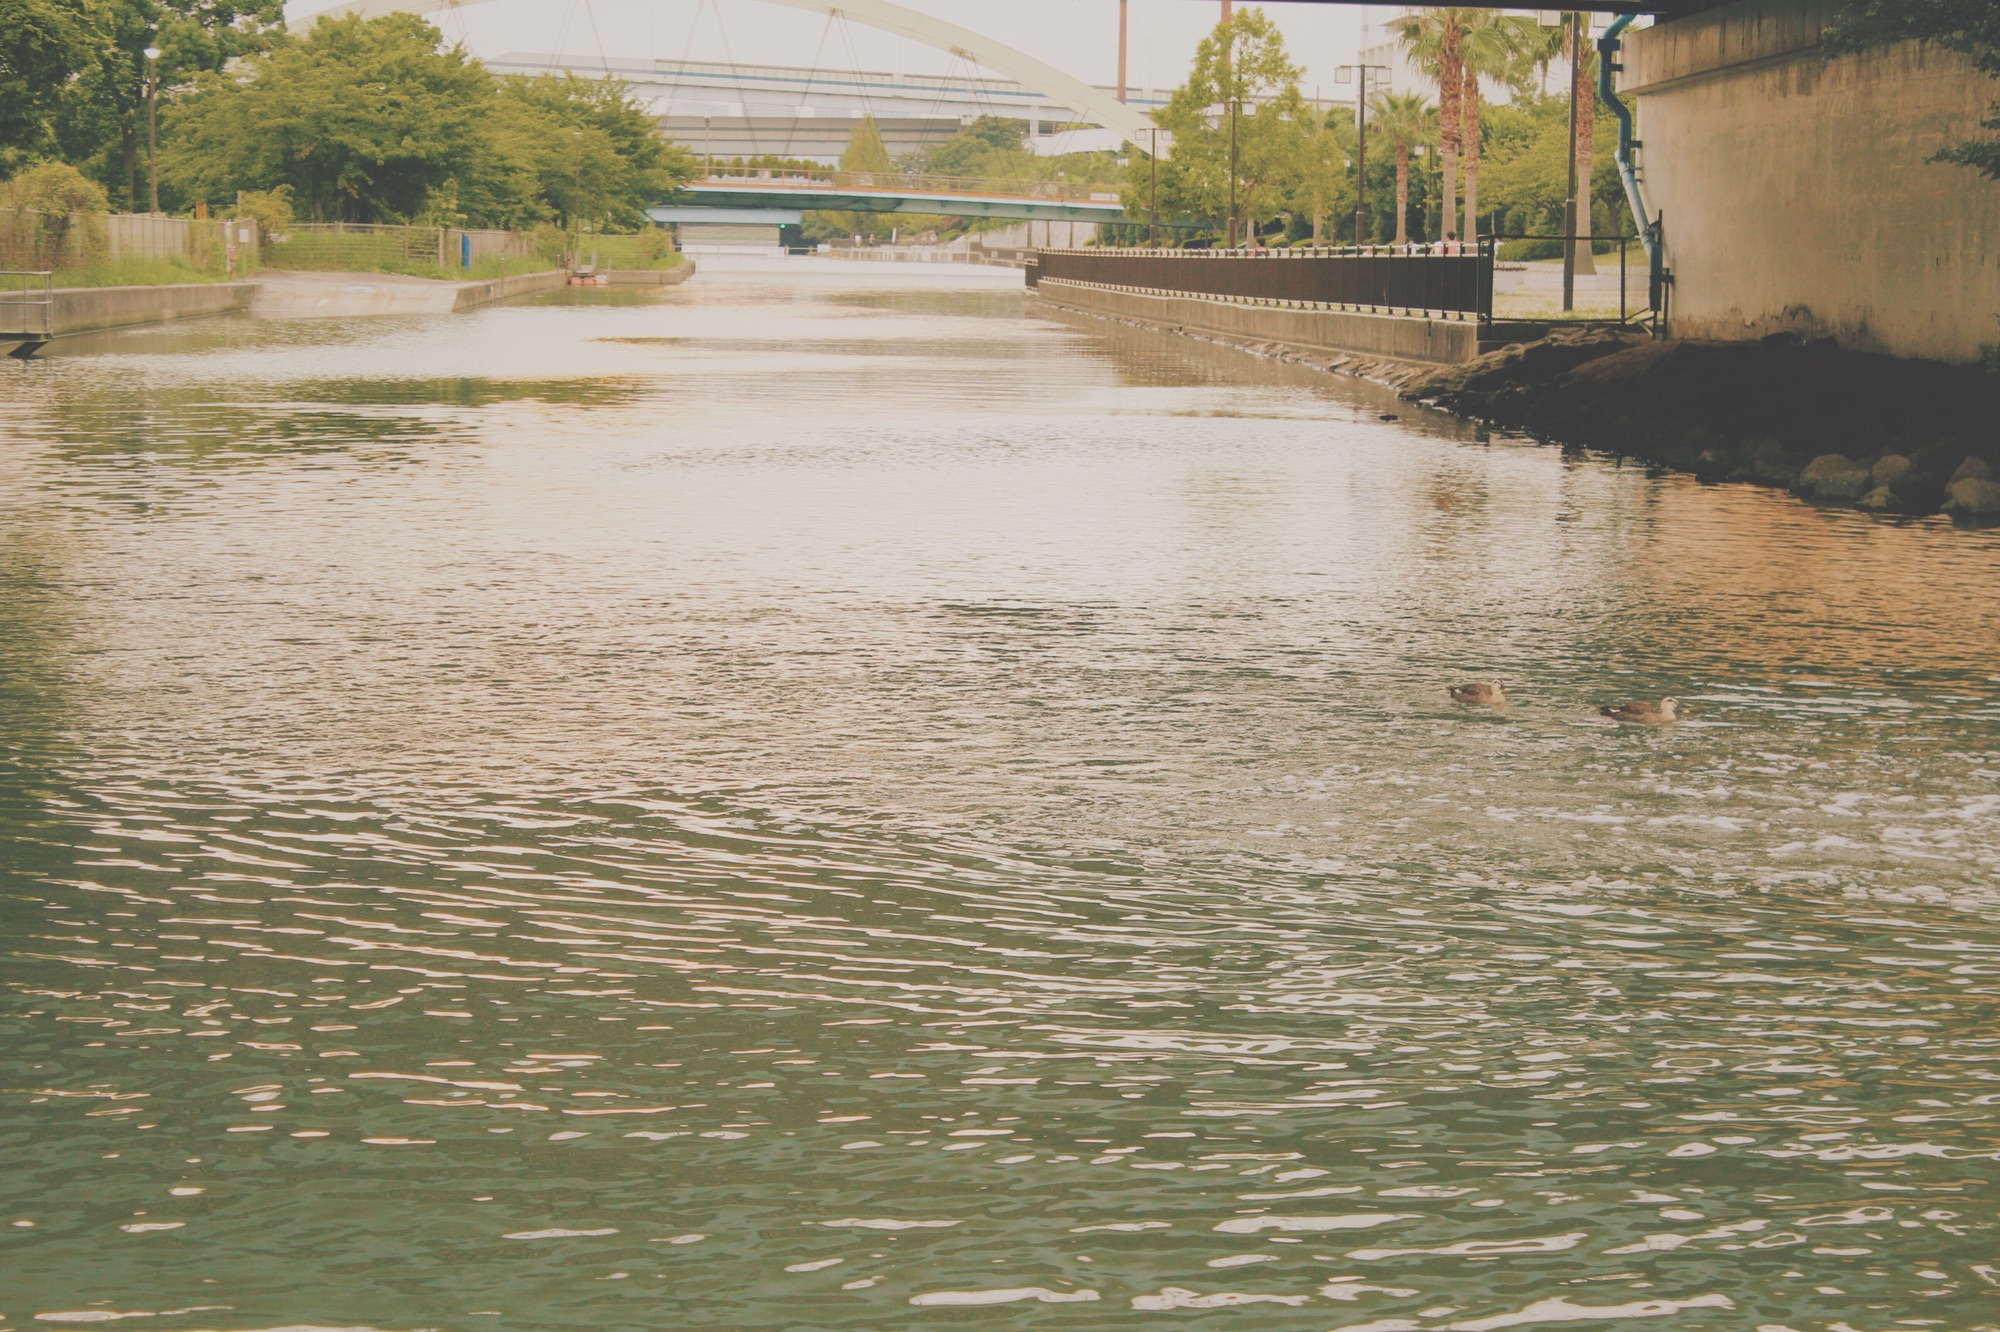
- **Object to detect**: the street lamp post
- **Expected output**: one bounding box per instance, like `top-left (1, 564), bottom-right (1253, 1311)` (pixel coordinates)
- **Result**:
top-left (1562, 11), bottom-right (1582, 310)
top-left (143, 45), bottom-right (162, 214)
top-left (571, 128), bottom-right (583, 273)
top-left (1141, 126), bottom-right (1163, 246)
top-left (1336, 63), bottom-right (1391, 247)
top-left (1206, 98), bottom-right (1252, 248)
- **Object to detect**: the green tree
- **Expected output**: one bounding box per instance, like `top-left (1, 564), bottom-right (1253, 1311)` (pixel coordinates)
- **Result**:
top-left (159, 14), bottom-right (689, 227)
top-left (803, 116), bottom-right (900, 241)
top-left (162, 14), bottom-right (492, 222)
top-left (840, 113), bottom-right (893, 175)
top-left (1369, 90), bottom-right (1435, 245)
top-left (1475, 96), bottom-right (1628, 238)
top-left (0, 0), bottom-right (90, 171)
top-left (1128, 8), bottom-right (1317, 245)
top-left (485, 73), bottom-right (695, 231)
top-left (1456, 11), bottom-right (1540, 242)
top-left (0, 159), bottom-right (108, 266)
top-left (1, 158), bottom-right (107, 211)
top-left (1394, 9), bottom-right (1470, 241)
top-left (1559, 16), bottom-right (1601, 271)
top-left (904, 114), bottom-right (1025, 176)
top-left (52, 0), bottom-right (285, 212)
top-left (1828, 0), bottom-right (2000, 177)
top-left (1289, 109), bottom-right (1350, 244)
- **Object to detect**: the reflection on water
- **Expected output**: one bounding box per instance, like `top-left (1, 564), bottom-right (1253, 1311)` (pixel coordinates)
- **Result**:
top-left (1, 259), bottom-right (1998, 1331)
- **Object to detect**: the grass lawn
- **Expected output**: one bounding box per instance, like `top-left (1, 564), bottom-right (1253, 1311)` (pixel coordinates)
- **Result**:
top-left (51, 258), bottom-right (241, 288)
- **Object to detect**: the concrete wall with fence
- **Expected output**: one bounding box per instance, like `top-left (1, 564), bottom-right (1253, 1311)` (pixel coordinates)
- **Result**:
top-left (1624, 0), bottom-right (2000, 363)
top-left (1, 212), bottom-right (548, 282)
top-left (0, 209), bottom-right (256, 273)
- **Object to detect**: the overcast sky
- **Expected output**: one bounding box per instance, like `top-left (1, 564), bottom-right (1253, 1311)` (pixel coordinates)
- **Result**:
top-left (286, 0), bottom-right (1418, 101)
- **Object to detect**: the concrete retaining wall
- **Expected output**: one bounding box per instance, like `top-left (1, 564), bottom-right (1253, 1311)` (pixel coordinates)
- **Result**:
top-left (1624, 0), bottom-right (2000, 362)
top-left (52, 282), bottom-right (257, 337)
top-left (602, 264), bottom-right (695, 285)
top-left (451, 270), bottom-right (567, 310)
top-left (1033, 280), bottom-right (1481, 365)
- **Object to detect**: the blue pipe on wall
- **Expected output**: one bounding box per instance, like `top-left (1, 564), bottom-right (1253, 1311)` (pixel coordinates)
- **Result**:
top-left (1597, 13), bottom-right (1669, 319)
top-left (1596, 14), bottom-right (1657, 266)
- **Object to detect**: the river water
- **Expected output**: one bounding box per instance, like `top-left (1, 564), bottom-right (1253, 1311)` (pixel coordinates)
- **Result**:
top-left (2, 260), bottom-right (1998, 1331)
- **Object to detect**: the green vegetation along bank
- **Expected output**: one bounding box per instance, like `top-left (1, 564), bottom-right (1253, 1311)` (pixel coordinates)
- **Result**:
top-left (4, 9), bottom-right (692, 236)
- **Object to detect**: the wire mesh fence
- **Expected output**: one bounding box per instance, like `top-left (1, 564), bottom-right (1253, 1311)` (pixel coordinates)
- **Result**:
top-left (573, 232), bottom-right (680, 271)
top-left (1490, 234), bottom-right (1647, 324)
top-left (261, 223), bottom-right (536, 278)
top-left (261, 223), bottom-right (442, 275)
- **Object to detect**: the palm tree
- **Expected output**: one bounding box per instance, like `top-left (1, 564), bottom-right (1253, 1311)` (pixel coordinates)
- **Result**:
top-left (1456, 12), bottom-right (1541, 244)
top-left (1563, 15), bottom-right (1600, 274)
top-left (1368, 90), bottom-right (1434, 245)
top-left (1521, 16), bottom-right (1567, 96)
top-left (1392, 8), bottom-right (1469, 241)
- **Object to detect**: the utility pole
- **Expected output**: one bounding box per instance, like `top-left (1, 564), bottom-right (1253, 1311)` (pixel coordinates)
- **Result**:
top-left (1338, 64), bottom-right (1391, 246)
top-left (1228, 98), bottom-right (1239, 248)
top-left (1117, 0), bottom-right (1128, 103)
top-left (1562, 11), bottom-right (1582, 312)
top-left (144, 45), bottom-right (161, 213)
top-left (1145, 126), bottom-right (1160, 246)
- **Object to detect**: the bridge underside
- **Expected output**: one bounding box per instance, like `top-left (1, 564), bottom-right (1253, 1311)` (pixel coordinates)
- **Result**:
top-left (660, 188), bottom-right (1124, 223)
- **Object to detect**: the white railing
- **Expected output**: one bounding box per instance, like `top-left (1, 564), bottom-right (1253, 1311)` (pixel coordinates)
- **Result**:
top-left (0, 270), bottom-right (54, 340)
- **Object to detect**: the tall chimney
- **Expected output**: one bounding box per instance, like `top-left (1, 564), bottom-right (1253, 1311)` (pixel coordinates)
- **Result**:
top-left (1118, 0), bottom-right (1128, 102)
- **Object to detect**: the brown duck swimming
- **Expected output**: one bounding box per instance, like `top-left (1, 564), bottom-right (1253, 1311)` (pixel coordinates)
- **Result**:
top-left (1599, 697), bottom-right (1679, 724)
top-left (1448, 682), bottom-right (1506, 706)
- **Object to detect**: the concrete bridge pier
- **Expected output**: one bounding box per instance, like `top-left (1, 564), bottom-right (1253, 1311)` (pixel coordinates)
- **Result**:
top-left (1623, 0), bottom-right (1999, 363)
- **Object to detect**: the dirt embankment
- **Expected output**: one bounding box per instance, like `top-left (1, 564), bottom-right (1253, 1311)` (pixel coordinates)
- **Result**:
top-left (1401, 330), bottom-right (2000, 521)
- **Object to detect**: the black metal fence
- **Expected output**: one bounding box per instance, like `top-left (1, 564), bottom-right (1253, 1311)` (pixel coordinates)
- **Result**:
top-left (1028, 243), bottom-right (1494, 321)
top-left (1030, 235), bottom-right (1665, 332)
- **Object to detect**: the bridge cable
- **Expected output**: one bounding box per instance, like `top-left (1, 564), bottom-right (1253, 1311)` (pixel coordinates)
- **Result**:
top-left (546, 0), bottom-right (577, 71)
top-left (658, 0), bottom-right (711, 159)
top-left (579, 0), bottom-right (611, 87)
top-left (707, 0), bottom-right (763, 159)
top-left (835, 14), bottom-right (877, 127)
top-left (782, 12), bottom-right (840, 162)
top-left (433, 0), bottom-right (470, 52)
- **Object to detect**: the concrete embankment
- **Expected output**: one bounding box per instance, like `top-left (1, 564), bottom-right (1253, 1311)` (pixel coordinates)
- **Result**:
top-left (601, 265), bottom-right (695, 286)
top-left (251, 269), bottom-right (566, 317)
top-left (1402, 329), bottom-right (2000, 522)
top-left (51, 281), bottom-right (259, 337)
top-left (451, 270), bottom-right (570, 309)
top-left (1034, 280), bottom-right (1479, 366)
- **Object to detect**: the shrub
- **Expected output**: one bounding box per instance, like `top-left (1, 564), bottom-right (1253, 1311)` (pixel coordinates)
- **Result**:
top-left (530, 221), bottom-right (567, 263)
top-left (233, 186), bottom-right (294, 238)
top-left (1, 161), bottom-right (109, 214)
top-left (1497, 236), bottom-right (1622, 262)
